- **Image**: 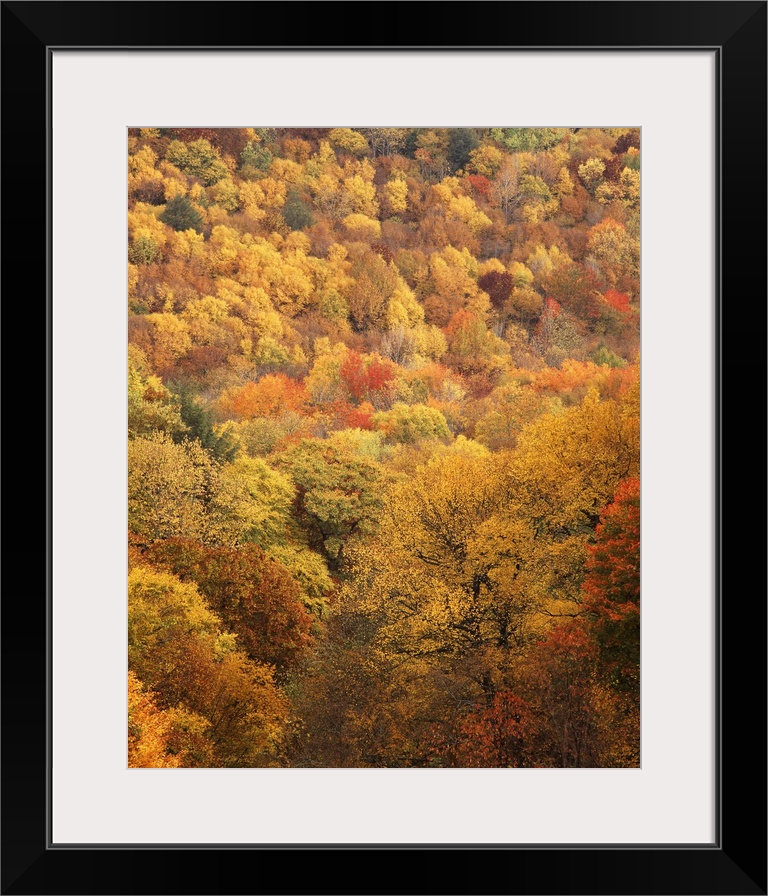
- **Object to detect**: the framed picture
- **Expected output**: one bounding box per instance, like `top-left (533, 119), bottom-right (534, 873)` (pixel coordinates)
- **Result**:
top-left (4, 3), bottom-right (765, 893)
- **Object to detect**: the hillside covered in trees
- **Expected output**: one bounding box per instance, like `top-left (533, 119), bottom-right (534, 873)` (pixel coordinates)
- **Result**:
top-left (128, 126), bottom-right (640, 768)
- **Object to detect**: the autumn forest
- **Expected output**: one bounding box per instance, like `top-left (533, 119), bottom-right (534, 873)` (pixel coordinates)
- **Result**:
top-left (127, 126), bottom-right (640, 768)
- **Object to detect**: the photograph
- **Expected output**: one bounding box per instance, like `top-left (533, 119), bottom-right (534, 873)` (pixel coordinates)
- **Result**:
top-left (3, 1), bottom-right (763, 888)
top-left (127, 125), bottom-right (641, 769)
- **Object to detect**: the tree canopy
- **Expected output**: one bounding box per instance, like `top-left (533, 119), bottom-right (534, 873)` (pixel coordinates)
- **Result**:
top-left (128, 126), bottom-right (641, 768)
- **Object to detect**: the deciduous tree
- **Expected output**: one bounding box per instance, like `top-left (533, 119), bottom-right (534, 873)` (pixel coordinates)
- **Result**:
top-left (143, 539), bottom-right (315, 672)
top-left (128, 565), bottom-right (290, 766)
top-left (278, 439), bottom-right (388, 569)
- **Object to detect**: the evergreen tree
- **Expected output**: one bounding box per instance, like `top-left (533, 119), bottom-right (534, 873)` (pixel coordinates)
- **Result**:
top-left (171, 384), bottom-right (238, 463)
top-left (281, 189), bottom-right (314, 230)
top-left (160, 195), bottom-right (203, 233)
top-left (448, 128), bottom-right (479, 173)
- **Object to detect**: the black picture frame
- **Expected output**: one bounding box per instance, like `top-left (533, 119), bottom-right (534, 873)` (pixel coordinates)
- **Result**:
top-left (2, 3), bottom-right (765, 894)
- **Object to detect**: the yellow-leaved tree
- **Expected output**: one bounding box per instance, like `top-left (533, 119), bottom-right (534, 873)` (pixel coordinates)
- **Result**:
top-left (128, 566), bottom-right (289, 766)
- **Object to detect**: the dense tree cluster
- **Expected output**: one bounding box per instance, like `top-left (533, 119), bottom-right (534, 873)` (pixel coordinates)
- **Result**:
top-left (128, 126), bottom-right (640, 767)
